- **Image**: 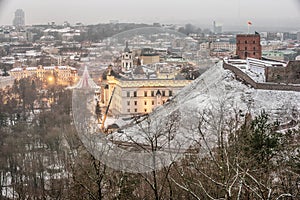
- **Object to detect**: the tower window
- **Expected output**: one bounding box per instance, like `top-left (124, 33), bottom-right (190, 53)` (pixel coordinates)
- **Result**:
top-left (277, 75), bottom-right (281, 80)
top-left (151, 91), bottom-right (154, 97)
top-left (144, 91), bottom-right (147, 97)
top-left (144, 101), bottom-right (147, 105)
top-left (134, 91), bottom-right (137, 97)
top-left (127, 91), bottom-right (130, 97)
top-left (134, 101), bottom-right (137, 106)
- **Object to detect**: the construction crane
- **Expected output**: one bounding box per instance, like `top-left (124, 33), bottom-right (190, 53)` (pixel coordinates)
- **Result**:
top-left (95, 100), bottom-right (101, 123)
top-left (101, 87), bottom-right (116, 131)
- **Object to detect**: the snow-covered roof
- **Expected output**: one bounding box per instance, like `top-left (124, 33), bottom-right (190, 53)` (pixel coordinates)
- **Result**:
top-left (62, 33), bottom-right (80, 37)
top-left (10, 67), bottom-right (22, 72)
top-left (27, 67), bottom-right (36, 71)
top-left (10, 66), bottom-right (77, 72)
top-left (44, 27), bottom-right (73, 33)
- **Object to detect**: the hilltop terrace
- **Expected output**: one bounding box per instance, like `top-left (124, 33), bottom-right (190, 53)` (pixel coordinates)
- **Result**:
top-left (223, 58), bottom-right (300, 91)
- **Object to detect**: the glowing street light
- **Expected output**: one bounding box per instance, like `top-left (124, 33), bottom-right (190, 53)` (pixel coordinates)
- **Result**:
top-left (48, 76), bottom-right (54, 83)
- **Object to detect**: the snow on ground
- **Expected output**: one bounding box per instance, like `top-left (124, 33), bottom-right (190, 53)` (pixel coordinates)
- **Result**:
top-left (242, 67), bottom-right (265, 82)
top-left (103, 116), bottom-right (117, 127)
top-left (109, 61), bottom-right (300, 150)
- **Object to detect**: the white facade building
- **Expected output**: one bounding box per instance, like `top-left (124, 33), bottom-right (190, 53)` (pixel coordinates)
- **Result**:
top-left (104, 74), bottom-right (190, 116)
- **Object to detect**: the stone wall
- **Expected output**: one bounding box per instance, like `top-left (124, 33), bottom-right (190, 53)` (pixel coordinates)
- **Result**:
top-left (223, 62), bottom-right (300, 92)
top-left (266, 61), bottom-right (300, 84)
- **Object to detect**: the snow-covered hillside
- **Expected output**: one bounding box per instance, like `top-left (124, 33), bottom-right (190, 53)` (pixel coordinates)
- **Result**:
top-left (110, 61), bottom-right (300, 149)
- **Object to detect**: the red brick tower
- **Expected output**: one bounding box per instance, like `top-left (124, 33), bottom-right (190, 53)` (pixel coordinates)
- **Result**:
top-left (236, 34), bottom-right (262, 59)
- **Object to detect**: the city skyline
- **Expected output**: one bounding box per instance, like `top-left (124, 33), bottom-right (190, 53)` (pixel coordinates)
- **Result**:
top-left (0, 0), bottom-right (299, 30)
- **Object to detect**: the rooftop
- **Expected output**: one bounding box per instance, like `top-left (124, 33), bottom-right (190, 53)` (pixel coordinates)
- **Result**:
top-left (10, 66), bottom-right (77, 72)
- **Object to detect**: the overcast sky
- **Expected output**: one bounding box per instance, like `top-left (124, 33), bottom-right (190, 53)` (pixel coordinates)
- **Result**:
top-left (0, 0), bottom-right (299, 28)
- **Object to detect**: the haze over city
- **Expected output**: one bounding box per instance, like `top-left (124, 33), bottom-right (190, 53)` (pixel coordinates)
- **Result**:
top-left (0, 0), bottom-right (300, 31)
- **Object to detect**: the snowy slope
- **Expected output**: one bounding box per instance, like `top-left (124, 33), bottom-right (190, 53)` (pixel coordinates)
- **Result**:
top-left (109, 61), bottom-right (300, 149)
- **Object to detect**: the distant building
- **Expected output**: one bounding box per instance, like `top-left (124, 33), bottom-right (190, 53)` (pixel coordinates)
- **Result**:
top-left (211, 42), bottom-right (236, 52)
top-left (262, 51), bottom-right (284, 61)
top-left (263, 50), bottom-right (297, 61)
top-left (9, 66), bottom-right (78, 85)
top-left (236, 34), bottom-right (262, 59)
top-left (283, 32), bottom-right (297, 40)
top-left (13, 9), bottom-right (25, 26)
top-left (213, 21), bottom-right (222, 34)
top-left (140, 48), bottom-right (160, 65)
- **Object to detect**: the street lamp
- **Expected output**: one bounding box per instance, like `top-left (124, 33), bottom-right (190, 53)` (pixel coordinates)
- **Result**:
top-left (48, 76), bottom-right (53, 82)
